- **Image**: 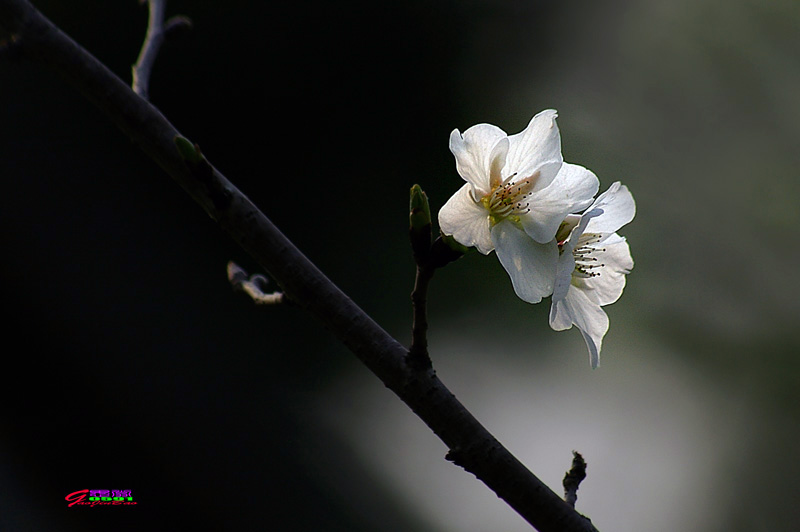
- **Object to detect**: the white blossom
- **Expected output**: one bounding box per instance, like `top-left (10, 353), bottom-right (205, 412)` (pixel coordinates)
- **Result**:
top-left (439, 110), bottom-right (598, 303)
top-left (550, 182), bottom-right (636, 368)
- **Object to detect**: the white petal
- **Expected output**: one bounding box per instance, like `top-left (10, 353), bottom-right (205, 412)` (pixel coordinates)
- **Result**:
top-left (565, 208), bottom-right (599, 249)
top-left (549, 285), bottom-right (609, 368)
top-left (583, 182), bottom-right (636, 235)
top-left (555, 214), bottom-right (581, 244)
top-left (519, 162), bottom-right (600, 243)
top-left (438, 183), bottom-right (494, 254)
top-left (583, 235), bottom-right (633, 306)
top-left (487, 137), bottom-right (510, 189)
top-left (552, 246), bottom-right (576, 303)
top-left (549, 294), bottom-right (574, 331)
top-left (449, 125), bottom-right (508, 196)
top-left (505, 110), bottom-right (563, 190)
top-left (579, 328), bottom-right (602, 369)
top-left (491, 221), bottom-right (558, 303)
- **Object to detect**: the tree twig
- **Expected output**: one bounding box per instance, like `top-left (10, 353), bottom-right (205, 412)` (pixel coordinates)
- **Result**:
top-left (409, 264), bottom-right (434, 369)
top-left (406, 188), bottom-right (466, 370)
top-left (408, 185), bottom-right (434, 369)
top-left (131, 0), bottom-right (190, 100)
top-left (563, 451), bottom-right (588, 508)
top-left (0, 2), bottom-right (598, 530)
top-left (227, 261), bottom-right (284, 305)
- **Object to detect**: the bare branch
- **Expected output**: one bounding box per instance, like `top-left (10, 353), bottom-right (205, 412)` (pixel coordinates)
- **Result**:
top-left (409, 264), bottom-right (434, 369)
top-left (0, 2), bottom-right (598, 530)
top-left (131, 0), bottom-right (190, 100)
top-left (563, 451), bottom-right (588, 508)
top-left (408, 185), bottom-right (434, 369)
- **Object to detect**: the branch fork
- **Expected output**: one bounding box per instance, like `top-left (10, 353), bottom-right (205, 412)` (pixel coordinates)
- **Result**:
top-left (132, 0), bottom-right (191, 100)
top-left (407, 185), bottom-right (467, 369)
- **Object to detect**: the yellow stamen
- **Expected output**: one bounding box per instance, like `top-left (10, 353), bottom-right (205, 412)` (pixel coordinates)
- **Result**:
top-left (481, 171), bottom-right (539, 225)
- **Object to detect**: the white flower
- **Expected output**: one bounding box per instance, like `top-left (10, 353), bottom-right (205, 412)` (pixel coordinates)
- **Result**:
top-left (439, 110), bottom-right (599, 303)
top-left (550, 182), bottom-right (636, 368)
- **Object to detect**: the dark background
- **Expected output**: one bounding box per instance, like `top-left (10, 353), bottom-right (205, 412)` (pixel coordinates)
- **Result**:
top-left (2, 1), bottom-right (799, 531)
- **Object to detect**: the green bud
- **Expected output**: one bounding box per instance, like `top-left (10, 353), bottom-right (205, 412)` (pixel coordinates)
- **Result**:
top-left (409, 184), bottom-right (432, 231)
top-left (409, 184), bottom-right (433, 265)
top-left (174, 135), bottom-right (203, 164)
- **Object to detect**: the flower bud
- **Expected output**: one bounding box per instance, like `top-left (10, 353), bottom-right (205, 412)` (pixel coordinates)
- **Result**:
top-left (409, 184), bottom-right (433, 264)
top-left (174, 135), bottom-right (203, 164)
top-left (409, 184), bottom-right (432, 231)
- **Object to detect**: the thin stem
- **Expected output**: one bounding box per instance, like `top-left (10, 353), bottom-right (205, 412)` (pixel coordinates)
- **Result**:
top-left (563, 451), bottom-right (588, 508)
top-left (132, 0), bottom-right (165, 100)
top-left (409, 265), bottom-right (434, 369)
top-left (227, 261), bottom-right (285, 305)
top-left (0, 3), bottom-right (598, 530)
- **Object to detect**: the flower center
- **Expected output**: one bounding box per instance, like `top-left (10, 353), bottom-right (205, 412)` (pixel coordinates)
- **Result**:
top-left (571, 233), bottom-right (605, 278)
top-left (480, 172), bottom-right (538, 225)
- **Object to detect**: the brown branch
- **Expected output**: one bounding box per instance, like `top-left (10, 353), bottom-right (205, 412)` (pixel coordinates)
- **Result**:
top-left (563, 451), bottom-right (588, 508)
top-left (408, 185), bottom-right (434, 370)
top-left (409, 264), bottom-right (434, 369)
top-left (0, 2), bottom-right (598, 530)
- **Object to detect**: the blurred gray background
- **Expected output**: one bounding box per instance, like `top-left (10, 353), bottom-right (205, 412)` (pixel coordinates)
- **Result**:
top-left (1, 0), bottom-right (798, 530)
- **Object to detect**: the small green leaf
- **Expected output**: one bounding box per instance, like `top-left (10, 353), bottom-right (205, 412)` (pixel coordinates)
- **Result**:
top-left (440, 233), bottom-right (469, 254)
top-left (174, 135), bottom-right (202, 164)
top-left (427, 234), bottom-right (469, 269)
